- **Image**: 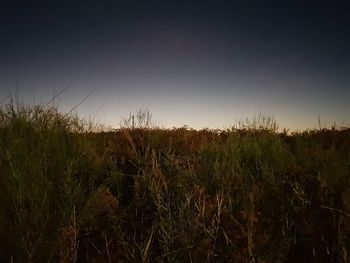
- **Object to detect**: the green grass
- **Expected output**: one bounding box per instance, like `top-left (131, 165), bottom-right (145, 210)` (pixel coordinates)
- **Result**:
top-left (0, 102), bottom-right (349, 262)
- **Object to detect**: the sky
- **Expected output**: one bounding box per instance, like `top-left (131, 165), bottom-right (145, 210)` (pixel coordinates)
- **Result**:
top-left (1, 0), bottom-right (350, 130)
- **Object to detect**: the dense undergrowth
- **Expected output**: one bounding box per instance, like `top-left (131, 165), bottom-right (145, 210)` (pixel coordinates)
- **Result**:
top-left (0, 103), bottom-right (349, 262)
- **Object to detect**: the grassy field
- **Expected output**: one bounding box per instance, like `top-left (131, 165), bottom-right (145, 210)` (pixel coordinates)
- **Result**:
top-left (0, 103), bottom-right (349, 262)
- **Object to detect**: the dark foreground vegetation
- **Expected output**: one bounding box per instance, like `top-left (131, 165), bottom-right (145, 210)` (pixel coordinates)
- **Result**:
top-left (0, 103), bottom-right (349, 263)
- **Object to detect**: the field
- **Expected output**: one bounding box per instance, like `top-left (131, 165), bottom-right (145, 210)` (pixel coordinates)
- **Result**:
top-left (0, 103), bottom-right (349, 262)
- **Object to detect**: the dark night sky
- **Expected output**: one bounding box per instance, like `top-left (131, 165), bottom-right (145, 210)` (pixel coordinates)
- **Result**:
top-left (1, 0), bottom-right (350, 130)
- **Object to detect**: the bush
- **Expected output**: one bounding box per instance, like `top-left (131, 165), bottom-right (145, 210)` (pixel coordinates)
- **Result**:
top-left (0, 102), bottom-right (349, 262)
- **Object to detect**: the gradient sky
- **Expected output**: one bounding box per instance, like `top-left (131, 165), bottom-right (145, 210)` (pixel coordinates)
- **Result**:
top-left (1, 0), bottom-right (350, 130)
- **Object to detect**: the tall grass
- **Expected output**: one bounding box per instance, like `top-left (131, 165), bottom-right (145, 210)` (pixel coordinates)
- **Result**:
top-left (0, 102), bottom-right (349, 262)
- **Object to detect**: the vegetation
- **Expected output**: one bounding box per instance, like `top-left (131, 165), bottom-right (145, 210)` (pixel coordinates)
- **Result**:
top-left (0, 102), bottom-right (349, 262)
